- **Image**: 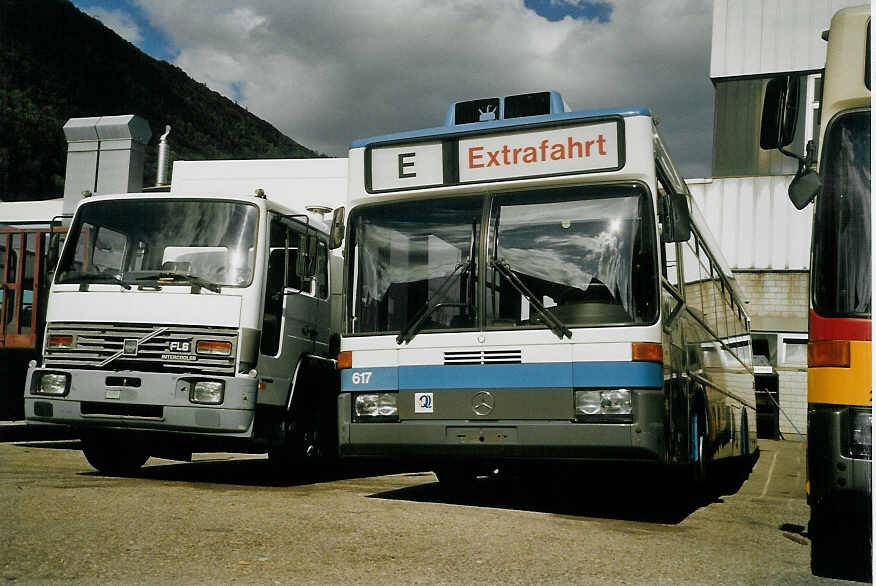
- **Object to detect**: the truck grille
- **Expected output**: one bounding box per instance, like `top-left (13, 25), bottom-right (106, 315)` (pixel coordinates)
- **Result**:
top-left (43, 322), bottom-right (238, 377)
top-left (444, 349), bottom-right (522, 365)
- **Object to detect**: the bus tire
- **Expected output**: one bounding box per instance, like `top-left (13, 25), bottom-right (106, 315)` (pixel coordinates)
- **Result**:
top-left (81, 432), bottom-right (149, 475)
top-left (740, 409), bottom-right (749, 457)
top-left (690, 411), bottom-right (708, 485)
top-left (810, 505), bottom-right (872, 580)
top-left (810, 505), bottom-right (839, 577)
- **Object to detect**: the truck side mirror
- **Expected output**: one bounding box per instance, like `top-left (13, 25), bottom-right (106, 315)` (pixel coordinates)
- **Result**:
top-left (329, 207), bottom-right (345, 250)
top-left (660, 193), bottom-right (691, 243)
top-left (46, 232), bottom-right (62, 273)
top-left (760, 75), bottom-right (800, 150)
top-left (294, 234), bottom-right (318, 279)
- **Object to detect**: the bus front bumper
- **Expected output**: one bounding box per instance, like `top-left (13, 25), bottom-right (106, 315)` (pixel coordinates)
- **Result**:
top-left (337, 392), bottom-right (665, 463)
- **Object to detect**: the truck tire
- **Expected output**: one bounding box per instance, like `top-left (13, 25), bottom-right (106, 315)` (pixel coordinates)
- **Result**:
top-left (81, 432), bottom-right (150, 475)
top-left (268, 404), bottom-right (324, 480)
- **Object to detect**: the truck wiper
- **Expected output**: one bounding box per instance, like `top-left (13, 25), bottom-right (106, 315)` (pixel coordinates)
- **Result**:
top-left (489, 258), bottom-right (572, 340)
top-left (72, 272), bottom-right (133, 290)
top-left (396, 259), bottom-right (472, 345)
top-left (135, 272), bottom-right (222, 293)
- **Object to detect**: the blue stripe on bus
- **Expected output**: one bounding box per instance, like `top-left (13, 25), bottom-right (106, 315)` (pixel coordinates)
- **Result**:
top-left (341, 361), bottom-right (662, 391)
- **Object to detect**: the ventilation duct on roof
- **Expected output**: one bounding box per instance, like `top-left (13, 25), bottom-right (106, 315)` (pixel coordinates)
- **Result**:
top-left (62, 114), bottom-right (152, 217)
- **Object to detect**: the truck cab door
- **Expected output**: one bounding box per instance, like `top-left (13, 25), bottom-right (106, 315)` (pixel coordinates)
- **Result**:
top-left (256, 217), bottom-right (320, 408)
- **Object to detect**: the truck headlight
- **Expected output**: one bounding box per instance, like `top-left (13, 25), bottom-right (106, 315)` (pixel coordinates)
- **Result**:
top-left (34, 372), bottom-right (70, 396)
top-left (575, 389), bottom-right (632, 420)
top-left (849, 409), bottom-right (872, 459)
top-left (190, 381), bottom-right (224, 404)
top-left (353, 392), bottom-right (398, 422)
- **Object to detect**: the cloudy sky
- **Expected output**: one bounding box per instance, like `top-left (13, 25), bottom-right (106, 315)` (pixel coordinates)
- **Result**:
top-left (73, 0), bottom-right (715, 177)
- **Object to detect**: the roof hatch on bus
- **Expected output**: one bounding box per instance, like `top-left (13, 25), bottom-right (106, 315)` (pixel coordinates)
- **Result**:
top-left (445, 91), bottom-right (571, 125)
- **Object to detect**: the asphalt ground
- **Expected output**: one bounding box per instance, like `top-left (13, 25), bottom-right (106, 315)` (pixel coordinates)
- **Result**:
top-left (2, 429), bottom-right (868, 584)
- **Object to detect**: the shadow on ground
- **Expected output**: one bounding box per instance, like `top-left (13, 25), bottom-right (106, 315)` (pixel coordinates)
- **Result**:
top-left (14, 440), bottom-right (756, 525)
top-left (370, 459), bottom-right (754, 525)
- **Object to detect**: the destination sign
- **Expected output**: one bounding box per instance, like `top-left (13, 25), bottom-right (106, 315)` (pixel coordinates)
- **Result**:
top-left (458, 121), bottom-right (618, 182)
top-left (365, 120), bottom-right (622, 193)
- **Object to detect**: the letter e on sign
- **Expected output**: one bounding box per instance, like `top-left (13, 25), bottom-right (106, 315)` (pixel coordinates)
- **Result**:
top-left (398, 153), bottom-right (416, 178)
top-left (370, 142), bottom-right (444, 191)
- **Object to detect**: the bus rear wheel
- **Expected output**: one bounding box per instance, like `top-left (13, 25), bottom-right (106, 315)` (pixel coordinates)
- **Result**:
top-left (690, 412), bottom-right (708, 485)
top-left (81, 432), bottom-right (150, 475)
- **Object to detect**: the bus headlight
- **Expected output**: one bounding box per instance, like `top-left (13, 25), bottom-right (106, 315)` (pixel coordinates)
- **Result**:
top-left (849, 409), bottom-right (872, 459)
top-left (353, 392), bottom-right (398, 422)
top-left (34, 373), bottom-right (70, 396)
top-left (575, 389), bottom-right (632, 420)
top-left (190, 381), bottom-right (224, 404)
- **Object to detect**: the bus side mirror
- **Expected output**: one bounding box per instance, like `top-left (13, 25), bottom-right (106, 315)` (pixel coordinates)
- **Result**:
top-left (760, 75), bottom-right (800, 150)
top-left (329, 207), bottom-right (345, 250)
top-left (789, 168), bottom-right (822, 210)
top-left (660, 193), bottom-right (691, 243)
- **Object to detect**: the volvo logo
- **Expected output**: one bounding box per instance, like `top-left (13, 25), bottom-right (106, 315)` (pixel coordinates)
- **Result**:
top-left (123, 339), bottom-right (138, 356)
top-left (471, 391), bottom-right (494, 416)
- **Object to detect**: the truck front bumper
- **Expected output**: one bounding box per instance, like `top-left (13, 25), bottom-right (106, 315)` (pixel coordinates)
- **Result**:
top-left (25, 367), bottom-right (257, 439)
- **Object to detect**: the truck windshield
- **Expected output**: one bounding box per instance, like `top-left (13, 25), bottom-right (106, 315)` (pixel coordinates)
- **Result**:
top-left (56, 199), bottom-right (259, 288)
top-left (811, 110), bottom-right (871, 318)
top-left (347, 184), bottom-right (658, 336)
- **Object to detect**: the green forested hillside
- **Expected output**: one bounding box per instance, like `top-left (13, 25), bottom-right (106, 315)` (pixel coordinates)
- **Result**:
top-left (0, 0), bottom-right (320, 202)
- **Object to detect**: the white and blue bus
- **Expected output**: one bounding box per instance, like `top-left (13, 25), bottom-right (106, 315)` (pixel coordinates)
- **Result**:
top-left (334, 91), bottom-right (756, 487)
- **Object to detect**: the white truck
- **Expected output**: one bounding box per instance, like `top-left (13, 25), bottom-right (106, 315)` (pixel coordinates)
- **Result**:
top-left (24, 158), bottom-right (348, 476)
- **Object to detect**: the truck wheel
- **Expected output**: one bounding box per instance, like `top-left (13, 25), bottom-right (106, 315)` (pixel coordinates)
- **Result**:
top-left (269, 410), bottom-right (323, 479)
top-left (81, 433), bottom-right (150, 475)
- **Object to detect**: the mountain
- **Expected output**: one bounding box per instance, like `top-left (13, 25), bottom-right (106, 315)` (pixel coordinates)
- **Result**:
top-left (0, 0), bottom-right (320, 202)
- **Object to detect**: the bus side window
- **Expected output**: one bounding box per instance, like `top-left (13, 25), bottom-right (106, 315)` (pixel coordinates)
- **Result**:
top-left (682, 238), bottom-right (703, 313)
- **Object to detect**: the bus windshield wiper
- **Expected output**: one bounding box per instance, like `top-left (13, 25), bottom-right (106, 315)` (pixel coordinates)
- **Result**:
top-left (396, 259), bottom-right (472, 345)
top-left (69, 272), bottom-right (133, 290)
top-left (489, 258), bottom-right (572, 340)
top-left (135, 272), bottom-right (222, 293)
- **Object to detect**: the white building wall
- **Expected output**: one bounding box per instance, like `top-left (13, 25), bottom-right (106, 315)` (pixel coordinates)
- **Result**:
top-left (686, 177), bottom-right (812, 270)
top-left (711, 0), bottom-right (864, 78)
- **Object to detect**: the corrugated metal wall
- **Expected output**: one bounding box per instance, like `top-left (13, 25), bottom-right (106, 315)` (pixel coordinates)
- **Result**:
top-left (711, 0), bottom-right (863, 79)
top-left (686, 176), bottom-right (812, 270)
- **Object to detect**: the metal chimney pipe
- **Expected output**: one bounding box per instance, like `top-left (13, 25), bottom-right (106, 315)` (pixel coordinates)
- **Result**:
top-left (156, 125), bottom-right (171, 186)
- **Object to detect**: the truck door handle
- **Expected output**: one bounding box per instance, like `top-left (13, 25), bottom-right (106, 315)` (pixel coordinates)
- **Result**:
top-left (302, 327), bottom-right (318, 339)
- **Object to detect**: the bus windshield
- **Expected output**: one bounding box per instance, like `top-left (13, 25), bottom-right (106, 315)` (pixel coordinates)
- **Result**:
top-left (56, 199), bottom-right (259, 288)
top-left (811, 110), bottom-right (871, 318)
top-left (348, 184), bottom-right (658, 336)
top-left (488, 185), bottom-right (658, 328)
